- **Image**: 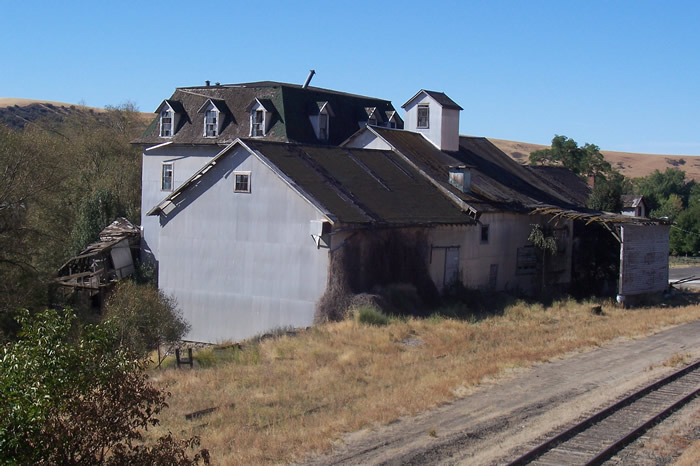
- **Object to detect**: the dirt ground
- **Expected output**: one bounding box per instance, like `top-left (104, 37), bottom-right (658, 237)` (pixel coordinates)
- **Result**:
top-left (306, 319), bottom-right (700, 465)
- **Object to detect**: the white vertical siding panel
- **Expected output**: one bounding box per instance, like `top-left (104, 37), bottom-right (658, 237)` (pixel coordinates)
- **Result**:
top-left (157, 146), bottom-right (330, 343)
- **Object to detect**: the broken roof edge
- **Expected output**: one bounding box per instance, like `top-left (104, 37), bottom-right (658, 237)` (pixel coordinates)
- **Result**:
top-left (145, 138), bottom-right (338, 224)
top-left (529, 206), bottom-right (672, 226)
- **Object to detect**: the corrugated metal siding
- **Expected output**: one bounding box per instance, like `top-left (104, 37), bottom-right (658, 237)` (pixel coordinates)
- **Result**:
top-left (157, 146), bottom-right (330, 343)
top-left (620, 225), bottom-right (670, 295)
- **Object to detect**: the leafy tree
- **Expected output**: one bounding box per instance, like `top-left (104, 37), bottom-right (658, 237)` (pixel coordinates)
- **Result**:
top-left (104, 281), bottom-right (190, 361)
top-left (0, 103), bottom-right (146, 320)
top-left (70, 188), bottom-right (124, 254)
top-left (587, 171), bottom-right (628, 211)
top-left (670, 203), bottom-right (700, 256)
top-left (0, 309), bottom-right (208, 465)
top-left (653, 193), bottom-right (684, 221)
top-left (530, 135), bottom-right (611, 176)
top-left (633, 167), bottom-right (693, 212)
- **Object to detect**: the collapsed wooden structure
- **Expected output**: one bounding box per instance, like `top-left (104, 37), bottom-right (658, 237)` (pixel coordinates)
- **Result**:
top-left (56, 218), bottom-right (140, 295)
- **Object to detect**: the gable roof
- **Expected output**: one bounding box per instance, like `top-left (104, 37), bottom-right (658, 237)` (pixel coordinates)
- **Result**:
top-left (148, 139), bottom-right (474, 226)
top-left (621, 194), bottom-right (644, 209)
top-left (402, 90), bottom-right (463, 110)
top-left (357, 127), bottom-right (590, 215)
top-left (134, 81), bottom-right (399, 146)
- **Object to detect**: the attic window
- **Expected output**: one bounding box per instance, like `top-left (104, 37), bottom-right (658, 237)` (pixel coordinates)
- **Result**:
top-left (251, 109), bottom-right (265, 137)
top-left (205, 109), bottom-right (219, 137)
top-left (234, 171), bottom-right (251, 193)
top-left (417, 104), bottom-right (429, 129)
top-left (160, 109), bottom-right (173, 137)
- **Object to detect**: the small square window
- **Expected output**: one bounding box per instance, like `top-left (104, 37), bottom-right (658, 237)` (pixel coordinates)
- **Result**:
top-left (480, 224), bottom-right (489, 243)
top-left (161, 163), bottom-right (174, 191)
top-left (234, 172), bottom-right (250, 193)
top-left (417, 104), bottom-right (429, 129)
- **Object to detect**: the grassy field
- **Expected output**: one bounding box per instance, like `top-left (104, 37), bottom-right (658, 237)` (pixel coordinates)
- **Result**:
top-left (147, 294), bottom-right (700, 464)
top-left (669, 256), bottom-right (700, 268)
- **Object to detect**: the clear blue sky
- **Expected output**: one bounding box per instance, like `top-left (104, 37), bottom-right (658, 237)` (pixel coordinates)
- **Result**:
top-left (1, 0), bottom-right (698, 155)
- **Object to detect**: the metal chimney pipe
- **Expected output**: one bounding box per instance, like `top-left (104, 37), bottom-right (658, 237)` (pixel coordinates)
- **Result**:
top-left (205, 80), bottom-right (210, 86)
top-left (302, 70), bottom-right (316, 89)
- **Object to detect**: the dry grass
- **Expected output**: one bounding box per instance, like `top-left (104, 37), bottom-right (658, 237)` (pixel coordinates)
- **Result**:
top-left (674, 438), bottom-right (700, 466)
top-left (147, 295), bottom-right (700, 465)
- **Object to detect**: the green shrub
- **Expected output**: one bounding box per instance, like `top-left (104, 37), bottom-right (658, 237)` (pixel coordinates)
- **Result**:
top-left (0, 309), bottom-right (208, 464)
top-left (103, 281), bottom-right (189, 359)
top-left (354, 306), bottom-right (390, 326)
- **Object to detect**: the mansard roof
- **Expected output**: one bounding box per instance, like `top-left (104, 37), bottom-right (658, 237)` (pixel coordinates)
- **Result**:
top-left (134, 81), bottom-right (399, 146)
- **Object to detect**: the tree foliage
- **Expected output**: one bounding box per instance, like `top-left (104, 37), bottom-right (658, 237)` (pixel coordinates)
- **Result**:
top-left (0, 309), bottom-right (208, 465)
top-left (104, 280), bottom-right (190, 357)
top-left (529, 135), bottom-right (611, 176)
top-left (633, 167), bottom-right (695, 214)
top-left (587, 171), bottom-right (628, 212)
top-left (0, 104), bottom-right (144, 327)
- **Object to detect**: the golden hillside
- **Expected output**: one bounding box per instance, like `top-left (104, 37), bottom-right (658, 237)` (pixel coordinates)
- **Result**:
top-left (489, 137), bottom-right (700, 182)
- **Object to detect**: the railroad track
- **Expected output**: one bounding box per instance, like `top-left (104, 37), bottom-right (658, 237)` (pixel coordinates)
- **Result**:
top-left (508, 360), bottom-right (700, 465)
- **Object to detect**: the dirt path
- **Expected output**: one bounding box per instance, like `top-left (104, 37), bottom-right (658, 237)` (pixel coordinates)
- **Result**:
top-left (306, 320), bottom-right (700, 465)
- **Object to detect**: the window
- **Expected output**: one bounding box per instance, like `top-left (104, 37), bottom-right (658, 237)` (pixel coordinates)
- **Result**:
top-left (205, 110), bottom-right (218, 137)
top-left (161, 163), bottom-right (173, 191)
top-left (417, 104), bottom-right (429, 128)
top-left (160, 109), bottom-right (173, 137)
top-left (480, 224), bottom-right (490, 243)
top-left (251, 109), bottom-right (265, 137)
top-left (319, 112), bottom-right (329, 140)
top-left (234, 172), bottom-right (251, 193)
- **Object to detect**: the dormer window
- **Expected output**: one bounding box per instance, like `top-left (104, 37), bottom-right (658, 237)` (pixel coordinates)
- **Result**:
top-left (384, 110), bottom-right (402, 129)
top-left (310, 101), bottom-right (333, 142)
top-left (246, 98), bottom-right (275, 138)
top-left (365, 107), bottom-right (380, 127)
top-left (252, 109), bottom-right (265, 137)
top-left (319, 112), bottom-right (329, 140)
top-left (205, 109), bottom-right (219, 137)
top-left (160, 109), bottom-right (173, 137)
top-left (155, 100), bottom-right (183, 138)
top-left (197, 99), bottom-right (227, 138)
top-left (417, 104), bottom-right (430, 129)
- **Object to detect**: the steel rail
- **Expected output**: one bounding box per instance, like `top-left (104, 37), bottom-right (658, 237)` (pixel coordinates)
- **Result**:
top-left (507, 360), bottom-right (700, 466)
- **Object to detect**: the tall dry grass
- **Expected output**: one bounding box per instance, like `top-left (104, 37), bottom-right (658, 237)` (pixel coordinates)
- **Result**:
top-left (147, 295), bottom-right (700, 464)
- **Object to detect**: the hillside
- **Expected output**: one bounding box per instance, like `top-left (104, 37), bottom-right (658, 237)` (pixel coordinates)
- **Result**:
top-left (489, 137), bottom-right (700, 182)
top-left (0, 98), bottom-right (151, 131)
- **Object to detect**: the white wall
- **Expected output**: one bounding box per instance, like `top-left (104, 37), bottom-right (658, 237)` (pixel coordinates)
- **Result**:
top-left (619, 224), bottom-right (669, 296)
top-left (141, 145), bottom-right (221, 264)
top-left (404, 93), bottom-right (460, 151)
top-left (155, 146), bottom-right (330, 343)
top-left (427, 213), bottom-right (573, 294)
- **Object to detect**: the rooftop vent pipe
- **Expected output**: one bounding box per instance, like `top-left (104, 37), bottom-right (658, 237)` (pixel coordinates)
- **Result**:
top-left (302, 69), bottom-right (316, 89)
top-left (205, 80), bottom-right (210, 86)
